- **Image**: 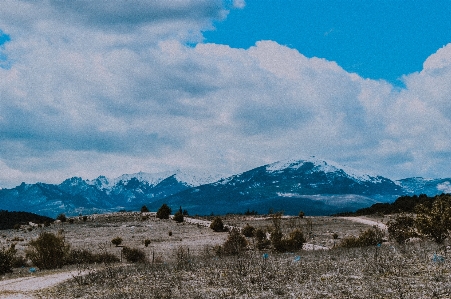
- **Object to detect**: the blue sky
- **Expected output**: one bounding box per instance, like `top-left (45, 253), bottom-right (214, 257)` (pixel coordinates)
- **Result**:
top-left (0, 1), bottom-right (451, 188)
top-left (205, 1), bottom-right (451, 85)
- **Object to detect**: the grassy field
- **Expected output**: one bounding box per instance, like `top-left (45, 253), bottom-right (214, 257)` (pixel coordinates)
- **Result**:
top-left (1, 212), bottom-right (450, 298)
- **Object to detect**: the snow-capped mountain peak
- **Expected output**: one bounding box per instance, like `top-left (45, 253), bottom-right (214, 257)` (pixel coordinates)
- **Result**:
top-left (266, 157), bottom-right (379, 183)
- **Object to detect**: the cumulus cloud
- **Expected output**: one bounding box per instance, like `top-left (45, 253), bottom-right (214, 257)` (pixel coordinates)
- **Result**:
top-left (0, 1), bottom-right (451, 187)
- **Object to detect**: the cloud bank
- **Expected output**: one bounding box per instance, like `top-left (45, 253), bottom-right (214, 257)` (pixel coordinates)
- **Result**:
top-left (1, 0), bottom-right (451, 187)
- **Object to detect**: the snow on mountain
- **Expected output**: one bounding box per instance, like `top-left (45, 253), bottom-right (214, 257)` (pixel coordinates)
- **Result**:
top-left (266, 156), bottom-right (381, 183)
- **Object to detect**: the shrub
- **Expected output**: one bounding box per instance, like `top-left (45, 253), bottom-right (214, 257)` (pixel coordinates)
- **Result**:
top-left (387, 213), bottom-right (417, 244)
top-left (56, 213), bottom-right (67, 222)
top-left (111, 237), bottom-right (123, 247)
top-left (0, 244), bottom-right (17, 275)
top-left (285, 229), bottom-right (306, 251)
top-left (168, 231), bottom-right (172, 236)
top-left (68, 218), bottom-right (74, 224)
top-left (210, 217), bottom-right (224, 232)
top-left (270, 229), bottom-right (285, 252)
top-left (222, 228), bottom-right (248, 255)
top-left (298, 211), bottom-right (305, 218)
top-left (82, 215), bottom-right (88, 222)
top-left (66, 249), bottom-right (119, 264)
top-left (173, 210), bottom-right (184, 223)
top-left (26, 232), bottom-right (69, 269)
top-left (242, 224), bottom-right (255, 237)
top-left (415, 195), bottom-right (451, 244)
top-left (156, 204), bottom-right (171, 219)
top-left (140, 205), bottom-right (149, 213)
top-left (340, 227), bottom-right (384, 248)
top-left (254, 228), bottom-right (270, 250)
top-left (144, 239), bottom-right (151, 247)
top-left (122, 246), bottom-right (146, 263)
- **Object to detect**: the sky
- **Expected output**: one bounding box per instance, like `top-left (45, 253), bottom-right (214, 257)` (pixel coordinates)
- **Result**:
top-left (1, 0), bottom-right (451, 188)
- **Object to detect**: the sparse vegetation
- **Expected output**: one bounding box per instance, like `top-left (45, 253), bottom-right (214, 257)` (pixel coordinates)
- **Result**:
top-left (5, 207), bottom-right (451, 298)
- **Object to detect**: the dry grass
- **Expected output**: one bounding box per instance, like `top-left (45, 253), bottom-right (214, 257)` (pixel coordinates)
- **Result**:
top-left (39, 242), bottom-right (451, 298)
top-left (1, 212), bottom-right (451, 298)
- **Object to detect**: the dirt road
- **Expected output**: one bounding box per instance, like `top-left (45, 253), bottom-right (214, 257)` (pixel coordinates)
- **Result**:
top-left (0, 270), bottom-right (85, 299)
top-left (341, 216), bottom-right (387, 230)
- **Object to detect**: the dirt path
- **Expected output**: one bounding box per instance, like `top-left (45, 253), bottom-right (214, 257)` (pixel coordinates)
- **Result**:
top-left (341, 217), bottom-right (387, 230)
top-left (0, 270), bottom-right (85, 299)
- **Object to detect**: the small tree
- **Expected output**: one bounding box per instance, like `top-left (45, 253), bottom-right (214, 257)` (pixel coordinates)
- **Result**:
top-left (26, 232), bottom-right (69, 269)
top-left (222, 228), bottom-right (248, 255)
top-left (56, 213), bottom-right (67, 222)
top-left (156, 204), bottom-right (171, 219)
top-left (0, 244), bottom-right (17, 275)
top-left (210, 217), bottom-right (224, 232)
top-left (298, 210), bottom-right (305, 218)
top-left (111, 237), bottom-right (123, 247)
top-left (140, 205), bottom-right (149, 213)
top-left (415, 195), bottom-right (451, 244)
top-left (285, 229), bottom-right (306, 251)
top-left (387, 213), bottom-right (417, 244)
top-left (242, 223), bottom-right (255, 237)
top-left (173, 206), bottom-right (184, 223)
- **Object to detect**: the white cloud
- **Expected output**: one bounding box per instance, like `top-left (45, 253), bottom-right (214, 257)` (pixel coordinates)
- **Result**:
top-left (1, 2), bottom-right (451, 187)
top-left (233, 0), bottom-right (246, 9)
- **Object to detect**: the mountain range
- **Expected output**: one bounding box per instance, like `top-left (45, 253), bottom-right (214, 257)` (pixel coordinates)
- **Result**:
top-left (1, 157), bottom-right (450, 218)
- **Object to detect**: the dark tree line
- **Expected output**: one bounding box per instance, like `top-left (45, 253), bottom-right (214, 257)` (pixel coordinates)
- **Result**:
top-left (335, 194), bottom-right (441, 216)
top-left (0, 210), bottom-right (54, 230)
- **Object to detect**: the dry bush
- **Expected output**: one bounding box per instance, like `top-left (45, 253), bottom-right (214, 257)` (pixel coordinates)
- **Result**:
top-left (42, 239), bottom-right (451, 299)
top-left (66, 249), bottom-right (119, 264)
top-left (241, 223), bottom-right (255, 237)
top-left (26, 232), bottom-right (69, 269)
top-left (254, 228), bottom-right (270, 250)
top-left (0, 244), bottom-right (16, 274)
top-left (222, 228), bottom-right (247, 255)
top-left (122, 246), bottom-right (147, 263)
top-left (416, 195), bottom-right (451, 244)
top-left (340, 226), bottom-right (384, 248)
top-left (387, 213), bottom-right (417, 244)
top-left (210, 217), bottom-right (224, 232)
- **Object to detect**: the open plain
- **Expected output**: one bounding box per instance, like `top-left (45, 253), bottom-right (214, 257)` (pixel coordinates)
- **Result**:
top-left (0, 212), bottom-right (450, 298)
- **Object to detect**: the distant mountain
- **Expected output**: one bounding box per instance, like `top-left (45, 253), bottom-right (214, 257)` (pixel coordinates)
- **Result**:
top-left (154, 158), bottom-right (404, 216)
top-left (0, 157), bottom-right (450, 217)
top-left (0, 171), bottom-right (195, 217)
top-left (396, 177), bottom-right (451, 196)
